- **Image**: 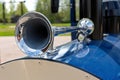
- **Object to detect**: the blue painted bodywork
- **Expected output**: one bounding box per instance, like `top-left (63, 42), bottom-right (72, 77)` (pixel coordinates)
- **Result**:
top-left (56, 34), bottom-right (120, 80)
top-left (68, 0), bottom-right (120, 79)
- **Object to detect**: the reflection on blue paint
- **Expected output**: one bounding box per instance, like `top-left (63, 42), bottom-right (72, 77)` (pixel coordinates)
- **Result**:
top-left (54, 34), bottom-right (120, 80)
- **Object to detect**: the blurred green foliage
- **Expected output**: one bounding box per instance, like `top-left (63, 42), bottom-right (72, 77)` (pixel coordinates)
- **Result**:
top-left (0, 1), bottom-right (28, 23)
top-left (0, 0), bottom-right (74, 23)
top-left (36, 0), bottom-right (70, 23)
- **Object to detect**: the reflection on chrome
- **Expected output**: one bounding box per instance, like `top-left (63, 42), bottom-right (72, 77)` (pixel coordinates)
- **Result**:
top-left (17, 38), bottom-right (43, 57)
top-left (15, 11), bottom-right (94, 59)
top-left (77, 18), bottom-right (94, 42)
top-left (17, 36), bottom-right (90, 61)
top-left (43, 40), bottom-right (90, 63)
top-left (77, 18), bottom-right (94, 35)
top-left (15, 12), bottom-right (53, 57)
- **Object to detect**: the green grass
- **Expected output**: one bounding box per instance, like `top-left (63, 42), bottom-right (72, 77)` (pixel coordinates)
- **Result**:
top-left (0, 23), bottom-right (70, 36)
top-left (0, 23), bottom-right (15, 36)
top-left (52, 23), bottom-right (70, 27)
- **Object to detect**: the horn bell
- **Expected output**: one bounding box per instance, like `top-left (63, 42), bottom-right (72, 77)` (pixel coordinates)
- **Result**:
top-left (15, 12), bottom-right (53, 57)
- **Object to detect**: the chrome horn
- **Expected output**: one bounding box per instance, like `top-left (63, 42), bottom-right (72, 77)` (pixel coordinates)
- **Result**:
top-left (15, 12), bottom-right (94, 57)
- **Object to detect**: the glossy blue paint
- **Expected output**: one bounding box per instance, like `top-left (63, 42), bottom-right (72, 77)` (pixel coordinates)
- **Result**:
top-left (68, 0), bottom-right (120, 79)
top-left (56, 34), bottom-right (120, 80)
top-left (70, 0), bottom-right (78, 40)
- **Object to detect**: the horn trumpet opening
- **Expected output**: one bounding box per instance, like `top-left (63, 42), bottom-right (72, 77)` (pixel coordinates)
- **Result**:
top-left (23, 18), bottom-right (51, 50)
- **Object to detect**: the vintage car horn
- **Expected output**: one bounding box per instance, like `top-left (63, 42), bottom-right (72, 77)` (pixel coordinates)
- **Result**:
top-left (15, 12), bottom-right (94, 57)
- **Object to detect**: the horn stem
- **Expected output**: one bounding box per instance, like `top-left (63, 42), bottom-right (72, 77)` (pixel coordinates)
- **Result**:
top-left (53, 27), bottom-right (82, 36)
